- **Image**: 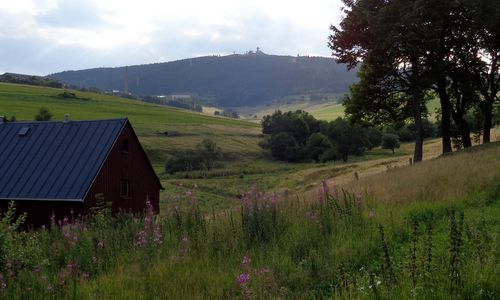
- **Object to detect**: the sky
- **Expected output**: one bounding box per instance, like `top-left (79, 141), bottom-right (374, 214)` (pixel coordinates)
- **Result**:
top-left (0, 0), bottom-right (345, 75)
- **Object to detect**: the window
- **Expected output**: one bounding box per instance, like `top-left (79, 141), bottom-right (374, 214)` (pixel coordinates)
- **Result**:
top-left (120, 180), bottom-right (129, 198)
top-left (121, 139), bottom-right (129, 153)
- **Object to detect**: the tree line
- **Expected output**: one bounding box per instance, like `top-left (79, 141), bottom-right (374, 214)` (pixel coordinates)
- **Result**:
top-left (329, 0), bottom-right (500, 162)
top-left (259, 110), bottom-right (428, 162)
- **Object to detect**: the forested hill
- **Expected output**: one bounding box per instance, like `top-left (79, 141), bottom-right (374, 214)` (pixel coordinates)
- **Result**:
top-left (48, 53), bottom-right (358, 107)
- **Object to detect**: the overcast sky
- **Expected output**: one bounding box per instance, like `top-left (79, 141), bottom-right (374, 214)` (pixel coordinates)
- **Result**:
top-left (0, 0), bottom-right (344, 75)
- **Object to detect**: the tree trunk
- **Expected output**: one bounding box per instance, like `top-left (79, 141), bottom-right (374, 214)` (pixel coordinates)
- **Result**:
top-left (411, 88), bottom-right (424, 163)
top-left (436, 81), bottom-right (452, 154)
top-left (458, 118), bottom-right (472, 148)
top-left (483, 99), bottom-right (493, 143)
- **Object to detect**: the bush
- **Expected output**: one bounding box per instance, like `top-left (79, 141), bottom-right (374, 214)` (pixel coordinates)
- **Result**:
top-left (165, 150), bottom-right (202, 174)
top-left (364, 127), bottom-right (383, 149)
top-left (381, 133), bottom-right (400, 154)
top-left (34, 107), bottom-right (52, 121)
top-left (269, 132), bottom-right (300, 162)
top-left (196, 138), bottom-right (223, 171)
top-left (165, 138), bottom-right (223, 173)
top-left (304, 133), bottom-right (333, 162)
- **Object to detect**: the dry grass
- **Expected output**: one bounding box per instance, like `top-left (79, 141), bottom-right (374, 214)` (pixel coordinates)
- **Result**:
top-left (344, 142), bottom-right (500, 206)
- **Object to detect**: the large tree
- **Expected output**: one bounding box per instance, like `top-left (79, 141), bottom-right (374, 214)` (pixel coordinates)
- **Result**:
top-left (331, 0), bottom-right (496, 156)
top-left (330, 0), bottom-right (434, 162)
top-left (472, 0), bottom-right (500, 143)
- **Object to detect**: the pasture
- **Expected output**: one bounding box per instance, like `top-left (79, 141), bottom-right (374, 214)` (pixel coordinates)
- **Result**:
top-left (1, 83), bottom-right (437, 212)
top-left (1, 137), bottom-right (498, 298)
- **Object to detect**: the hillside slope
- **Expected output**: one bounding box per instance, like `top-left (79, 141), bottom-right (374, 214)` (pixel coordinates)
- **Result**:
top-left (83, 142), bottom-right (500, 299)
top-left (48, 53), bottom-right (358, 107)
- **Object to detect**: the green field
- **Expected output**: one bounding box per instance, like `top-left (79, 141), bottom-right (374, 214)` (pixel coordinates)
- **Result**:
top-left (238, 94), bottom-right (441, 123)
top-left (238, 100), bottom-right (345, 122)
top-left (2, 83), bottom-right (424, 212)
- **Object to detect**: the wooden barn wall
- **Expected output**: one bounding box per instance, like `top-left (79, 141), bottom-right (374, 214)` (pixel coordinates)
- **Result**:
top-left (0, 200), bottom-right (83, 228)
top-left (84, 123), bottom-right (161, 214)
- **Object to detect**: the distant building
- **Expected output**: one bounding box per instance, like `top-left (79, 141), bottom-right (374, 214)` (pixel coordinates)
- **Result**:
top-left (171, 94), bottom-right (191, 100)
top-left (0, 118), bottom-right (162, 226)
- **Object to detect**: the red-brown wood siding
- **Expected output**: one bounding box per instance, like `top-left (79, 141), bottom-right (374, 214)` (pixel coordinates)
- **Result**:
top-left (83, 122), bottom-right (161, 214)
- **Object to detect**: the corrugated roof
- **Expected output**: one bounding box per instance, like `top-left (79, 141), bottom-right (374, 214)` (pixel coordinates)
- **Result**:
top-left (0, 118), bottom-right (127, 201)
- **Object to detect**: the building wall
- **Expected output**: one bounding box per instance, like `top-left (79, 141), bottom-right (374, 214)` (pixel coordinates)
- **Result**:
top-left (0, 200), bottom-right (83, 228)
top-left (84, 122), bottom-right (161, 214)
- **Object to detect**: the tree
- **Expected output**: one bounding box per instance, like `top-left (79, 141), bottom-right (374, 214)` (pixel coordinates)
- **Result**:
top-left (321, 118), bottom-right (367, 162)
top-left (364, 127), bottom-right (383, 149)
top-left (305, 133), bottom-right (334, 162)
top-left (471, 0), bottom-right (500, 143)
top-left (382, 134), bottom-right (400, 154)
top-left (165, 150), bottom-right (202, 174)
top-left (34, 107), bottom-right (52, 121)
top-left (329, 0), bottom-right (433, 162)
top-left (195, 138), bottom-right (223, 171)
top-left (261, 110), bottom-right (319, 146)
top-left (269, 132), bottom-right (301, 162)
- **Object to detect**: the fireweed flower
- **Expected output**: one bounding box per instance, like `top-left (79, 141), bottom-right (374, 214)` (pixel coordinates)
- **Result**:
top-left (0, 273), bottom-right (6, 289)
top-left (238, 273), bottom-right (250, 286)
top-left (241, 256), bottom-right (250, 267)
top-left (355, 192), bottom-right (363, 211)
top-left (135, 199), bottom-right (162, 248)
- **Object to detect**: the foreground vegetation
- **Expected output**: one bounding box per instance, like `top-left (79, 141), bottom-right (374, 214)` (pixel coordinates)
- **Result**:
top-left (0, 143), bottom-right (498, 299)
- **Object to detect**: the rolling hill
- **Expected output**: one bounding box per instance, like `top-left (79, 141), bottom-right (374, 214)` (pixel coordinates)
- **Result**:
top-left (48, 52), bottom-right (358, 107)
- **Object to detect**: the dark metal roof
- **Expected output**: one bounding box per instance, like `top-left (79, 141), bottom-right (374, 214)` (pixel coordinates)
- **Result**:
top-left (0, 118), bottom-right (127, 202)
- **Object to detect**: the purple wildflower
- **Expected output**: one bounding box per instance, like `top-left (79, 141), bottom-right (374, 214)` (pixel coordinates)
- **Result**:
top-left (241, 256), bottom-right (250, 267)
top-left (355, 192), bottom-right (362, 211)
top-left (97, 240), bottom-right (105, 250)
top-left (238, 273), bottom-right (250, 286)
top-left (134, 230), bottom-right (147, 248)
top-left (0, 273), bottom-right (6, 289)
top-left (153, 226), bottom-right (162, 246)
top-left (186, 191), bottom-right (193, 197)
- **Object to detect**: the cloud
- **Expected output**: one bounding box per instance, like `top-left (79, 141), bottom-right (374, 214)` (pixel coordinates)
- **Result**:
top-left (0, 0), bottom-right (344, 75)
top-left (36, 0), bottom-right (105, 29)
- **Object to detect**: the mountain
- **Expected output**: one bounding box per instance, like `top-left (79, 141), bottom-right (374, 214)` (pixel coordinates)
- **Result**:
top-left (48, 53), bottom-right (358, 107)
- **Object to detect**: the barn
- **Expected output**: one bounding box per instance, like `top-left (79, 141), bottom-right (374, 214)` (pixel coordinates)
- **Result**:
top-left (0, 117), bottom-right (162, 226)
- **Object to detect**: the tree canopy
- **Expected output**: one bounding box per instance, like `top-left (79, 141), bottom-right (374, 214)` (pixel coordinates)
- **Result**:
top-left (329, 0), bottom-right (500, 160)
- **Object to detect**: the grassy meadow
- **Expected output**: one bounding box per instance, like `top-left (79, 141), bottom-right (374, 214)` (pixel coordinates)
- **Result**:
top-left (2, 82), bottom-right (500, 298)
top-left (1, 138), bottom-right (499, 298)
top-left (1, 83), bottom-right (431, 212)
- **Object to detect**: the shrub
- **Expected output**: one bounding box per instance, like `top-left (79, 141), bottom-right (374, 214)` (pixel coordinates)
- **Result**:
top-left (364, 127), bottom-right (383, 149)
top-left (34, 107), bottom-right (52, 121)
top-left (165, 150), bottom-right (202, 174)
top-left (381, 133), bottom-right (400, 154)
top-left (196, 138), bottom-right (223, 171)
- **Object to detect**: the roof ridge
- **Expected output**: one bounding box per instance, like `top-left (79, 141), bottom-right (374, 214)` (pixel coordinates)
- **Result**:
top-left (0, 118), bottom-right (128, 125)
